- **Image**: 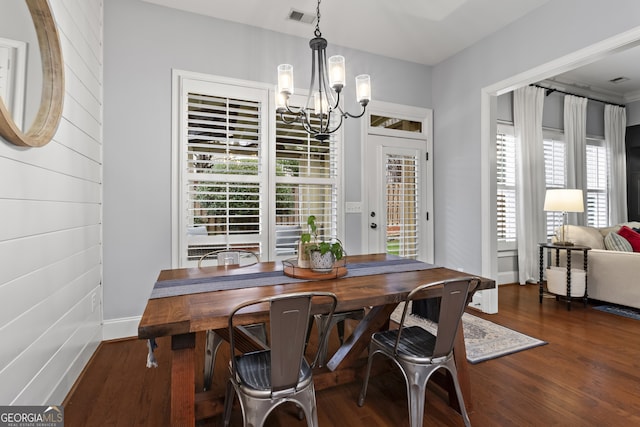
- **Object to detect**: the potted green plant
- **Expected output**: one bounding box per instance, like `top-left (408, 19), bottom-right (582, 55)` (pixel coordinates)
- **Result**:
top-left (300, 215), bottom-right (345, 273)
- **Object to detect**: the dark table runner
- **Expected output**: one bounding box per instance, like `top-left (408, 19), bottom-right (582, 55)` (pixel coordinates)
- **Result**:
top-left (150, 257), bottom-right (438, 299)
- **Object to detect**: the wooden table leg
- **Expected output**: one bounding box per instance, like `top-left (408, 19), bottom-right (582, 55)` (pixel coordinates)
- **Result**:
top-left (171, 333), bottom-right (196, 427)
top-left (326, 304), bottom-right (397, 371)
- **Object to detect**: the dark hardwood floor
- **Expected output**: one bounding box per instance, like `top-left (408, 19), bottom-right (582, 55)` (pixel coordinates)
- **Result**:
top-left (63, 284), bottom-right (640, 426)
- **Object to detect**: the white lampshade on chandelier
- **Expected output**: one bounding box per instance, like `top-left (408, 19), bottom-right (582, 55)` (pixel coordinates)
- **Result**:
top-left (276, 0), bottom-right (371, 141)
top-left (543, 189), bottom-right (584, 245)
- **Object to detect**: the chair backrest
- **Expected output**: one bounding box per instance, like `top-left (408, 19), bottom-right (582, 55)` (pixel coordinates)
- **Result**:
top-left (197, 249), bottom-right (259, 268)
top-left (396, 277), bottom-right (479, 358)
top-left (228, 291), bottom-right (338, 392)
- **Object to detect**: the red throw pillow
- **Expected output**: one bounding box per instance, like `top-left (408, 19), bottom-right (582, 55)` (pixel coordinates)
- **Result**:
top-left (617, 226), bottom-right (640, 252)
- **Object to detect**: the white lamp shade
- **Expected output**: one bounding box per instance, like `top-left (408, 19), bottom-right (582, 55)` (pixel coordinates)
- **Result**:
top-left (543, 189), bottom-right (584, 212)
top-left (328, 55), bottom-right (346, 89)
top-left (355, 74), bottom-right (371, 103)
top-left (277, 64), bottom-right (294, 95)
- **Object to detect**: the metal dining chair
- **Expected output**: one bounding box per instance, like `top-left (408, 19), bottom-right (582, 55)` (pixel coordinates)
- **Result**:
top-left (358, 277), bottom-right (479, 427)
top-left (201, 249), bottom-right (266, 391)
top-left (197, 249), bottom-right (260, 268)
top-left (223, 291), bottom-right (338, 427)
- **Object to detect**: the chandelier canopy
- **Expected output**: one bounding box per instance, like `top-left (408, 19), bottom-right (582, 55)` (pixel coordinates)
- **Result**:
top-left (276, 0), bottom-right (371, 141)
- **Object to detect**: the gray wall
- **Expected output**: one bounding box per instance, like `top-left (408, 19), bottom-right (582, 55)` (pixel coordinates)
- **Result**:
top-left (103, 0), bottom-right (432, 322)
top-left (628, 100), bottom-right (640, 125)
top-left (432, 0), bottom-right (640, 276)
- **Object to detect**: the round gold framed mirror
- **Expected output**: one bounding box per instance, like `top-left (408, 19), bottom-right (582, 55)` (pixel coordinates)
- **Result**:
top-left (0, 0), bottom-right (64, 147)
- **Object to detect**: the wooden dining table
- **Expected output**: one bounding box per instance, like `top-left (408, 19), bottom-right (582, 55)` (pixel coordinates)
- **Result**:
top-left (138, 253), bottom-right (495, 426)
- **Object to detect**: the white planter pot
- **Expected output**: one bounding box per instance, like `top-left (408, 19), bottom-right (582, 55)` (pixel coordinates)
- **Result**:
top-left (309, 250), bottom-right (335, 273)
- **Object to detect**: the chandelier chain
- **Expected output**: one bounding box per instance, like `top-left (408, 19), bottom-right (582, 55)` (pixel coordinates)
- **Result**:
top-left (314, 0), bottom-right (322, 37)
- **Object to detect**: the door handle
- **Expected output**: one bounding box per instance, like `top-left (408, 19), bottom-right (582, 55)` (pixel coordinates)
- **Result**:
top-left (370, 223), bottom-right (378, 229)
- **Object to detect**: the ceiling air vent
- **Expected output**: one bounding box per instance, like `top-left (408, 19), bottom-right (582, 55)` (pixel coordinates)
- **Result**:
top-left (287, 8), bottom-right (316, 24)
top-left (609, 76), bottom-right (630, 84)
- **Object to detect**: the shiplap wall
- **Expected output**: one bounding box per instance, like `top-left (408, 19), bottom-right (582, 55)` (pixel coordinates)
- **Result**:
top-left (0, 0), bottom-right (102, 405)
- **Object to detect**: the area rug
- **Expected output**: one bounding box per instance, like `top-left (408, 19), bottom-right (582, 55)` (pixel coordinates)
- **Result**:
top-left (391, 304), bottom-right (547, 364)
top-left (593, 304), bottom-right (640, 320)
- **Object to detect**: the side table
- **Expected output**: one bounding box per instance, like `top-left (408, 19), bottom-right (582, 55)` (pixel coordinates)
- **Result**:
top-left (538, 243), bottom-right (590, 310)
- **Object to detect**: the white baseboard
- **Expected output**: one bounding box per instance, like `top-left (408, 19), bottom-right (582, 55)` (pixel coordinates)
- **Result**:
top-left (102, 316), bottom-right (141, 340)
top-left (50, 334), bottom-right (101, 404)
top-left (498, 270), bottom-right (518, 285)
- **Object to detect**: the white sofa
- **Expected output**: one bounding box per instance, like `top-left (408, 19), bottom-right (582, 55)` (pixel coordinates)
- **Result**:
top-left (556, 222), bottom-right (640, 309)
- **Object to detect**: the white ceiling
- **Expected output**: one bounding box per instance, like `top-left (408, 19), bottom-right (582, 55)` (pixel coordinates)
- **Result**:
top-left (141, 0), bottom-right (552, 65)
top-left (142, 0), bottom-right (640, 104)
top-left (549, 44), bottom-right (640, 104)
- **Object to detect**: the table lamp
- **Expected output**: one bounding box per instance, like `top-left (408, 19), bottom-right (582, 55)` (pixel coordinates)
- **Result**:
top-left (543, 189), bottom-right (584, 245)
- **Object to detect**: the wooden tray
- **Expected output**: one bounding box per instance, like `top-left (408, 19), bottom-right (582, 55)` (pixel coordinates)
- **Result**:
top-left (282, 258), bottom-right (348, 280)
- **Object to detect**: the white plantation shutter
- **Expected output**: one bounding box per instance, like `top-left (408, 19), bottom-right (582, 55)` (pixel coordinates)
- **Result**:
top-left (541, 132), bottom-right (609, 237)
top-left (497, 127), bottom-right (516, 243)
top-left (273, 96), bottom-right (339, 256)
top-left (181, 80), bottom-right (268, 264)
top-left (176, 75), bottom-right (342, 265)
top-left (496, 124), bottom-right (610, 250)
top-left (385, 152), bottom-right (419, 259)
top-left (544, 135), bottom-right (566, 238)
top-left (586, 140), bottom-right (608, 227)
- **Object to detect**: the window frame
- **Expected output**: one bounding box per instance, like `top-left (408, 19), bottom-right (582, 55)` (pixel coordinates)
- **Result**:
top-left (496, 123), bottom-right (517, 252)
top-left (172, 70), bottom-right (344, 267)
top-left (495, 124), bottom-right (610, 248)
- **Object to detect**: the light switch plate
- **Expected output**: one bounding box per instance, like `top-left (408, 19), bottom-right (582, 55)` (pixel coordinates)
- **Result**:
top-left (345, 202), bottom-right (362, 213)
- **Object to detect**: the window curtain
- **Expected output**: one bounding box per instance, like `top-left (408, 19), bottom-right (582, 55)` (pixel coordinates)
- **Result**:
top-left (564, 95), bottom-right (588, 225)
top-left (514, 86), bottom-right (546, 284)
top-left (605, 104), bottom-right (627, 225)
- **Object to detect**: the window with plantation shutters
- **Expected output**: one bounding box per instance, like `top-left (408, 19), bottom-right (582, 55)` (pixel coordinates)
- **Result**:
top-left (497, 125), bottom-right (516, 245)
top-left (542, 131), bottom-right (609, 237)
top-left (586, 139), bottom-right (608, 227)
top-left (179, 79), bottom-right (269, 265)
top-left (543, 133), bottom-right (566, 239)
top-left (175, 74), bottom-right (342, 266)
top-left (496, 122), bottom-right (610, 250)
top-left (273, 94), bottom-right (339, 256)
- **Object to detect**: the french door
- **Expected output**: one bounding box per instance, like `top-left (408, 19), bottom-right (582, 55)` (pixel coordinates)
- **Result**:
top-left (364, 134), bottom-right (432, 263)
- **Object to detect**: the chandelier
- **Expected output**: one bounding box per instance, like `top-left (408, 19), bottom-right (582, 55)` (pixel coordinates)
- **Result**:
top-left (276, 0), bottom-right (371, 141)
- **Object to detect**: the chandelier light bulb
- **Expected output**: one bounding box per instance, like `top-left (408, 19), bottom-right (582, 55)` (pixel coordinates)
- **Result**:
top-left (275, 90), bottom-right (287, 113)
top-left (328, 55), bottom-right (346, 91)
top-left (314, 91), bottom-right (329, 115)
top-left (355, 74), bottom-right (371, 105)
top-left (277, 64), bottom-right (294, 96)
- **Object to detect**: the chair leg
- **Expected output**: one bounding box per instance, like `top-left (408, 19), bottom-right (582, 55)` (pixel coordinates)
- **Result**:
top-left (204, 330), bottom-right (224, 391)
top-left (444, 358), bottom-right (472, 427)
top-left (402, 364), bottom-right (430, 427)
top-left (357, 346), bottom-right (376, 406)
top-left (392, 358), bottom-right (437, 427)
top-left (241, 396), bottom-right (277, 427)
top-left (223, 380), bottom-right (236, 427)
top-left (292, 385), bottom-right (319, 427)
top-left (303, 386), bottom-right (320, 427)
